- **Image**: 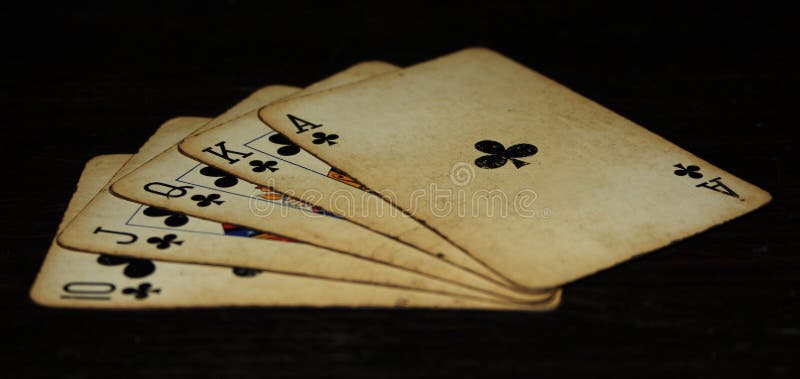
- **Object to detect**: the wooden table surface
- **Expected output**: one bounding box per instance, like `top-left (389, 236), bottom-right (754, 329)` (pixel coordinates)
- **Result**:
top-left (2, 2), bottom-right (797, 378)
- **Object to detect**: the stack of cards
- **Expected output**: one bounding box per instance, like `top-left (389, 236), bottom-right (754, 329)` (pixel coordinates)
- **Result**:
top-left (30, 48), bottom-right (770, 310)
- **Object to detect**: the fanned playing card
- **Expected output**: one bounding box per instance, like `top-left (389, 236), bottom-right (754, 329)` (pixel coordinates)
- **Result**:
top-left (59, 115), bottom-right (554, 305)
top-left (111, 64), bottom-right (553, 301)
top-left (180, 66), bottom-right (514, 287)
top-left (257, 47), bottom-right (771, 289)
top-left (32, 154), bottom-right (558, 310)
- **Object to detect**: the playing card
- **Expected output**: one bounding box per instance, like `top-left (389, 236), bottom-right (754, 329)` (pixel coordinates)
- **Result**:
top-left (32, 155), bottom-right (558, 310)
top-left (59, 115), bottom-right (554, 305)
top-left (180, 72), bottom-right (514, 288)
top-left (256, 47), bottom-right (772, 289)
top-left (112, 65), bottom-right (554, 301)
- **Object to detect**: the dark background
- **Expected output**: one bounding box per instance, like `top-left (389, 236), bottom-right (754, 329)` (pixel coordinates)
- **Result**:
top-left (2, 1), bottom-right (798, 378)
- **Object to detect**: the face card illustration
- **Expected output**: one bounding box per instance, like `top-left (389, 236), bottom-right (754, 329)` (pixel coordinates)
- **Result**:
top-left (59, 115), bottom-right (553, 305)
top-left (112, 69), bottom-right (553, 302)
top-left (32, 155), bottom-right (558, 310)
top-left (257, 47), bottom-right (771, 289)
top-left (180, 62), bottom-right (513, 286)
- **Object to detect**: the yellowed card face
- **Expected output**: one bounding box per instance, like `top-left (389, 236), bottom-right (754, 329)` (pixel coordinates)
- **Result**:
top-left (59, 115), bottom-right (554, 305)
top-left (111, 64), bottom-right (554, 302)
top-left (257, 47), bottom-right (771, 289)
top-left (179, 78), bottom-right (513, 288)
top-left (32, 155), bottom-right (558, 310)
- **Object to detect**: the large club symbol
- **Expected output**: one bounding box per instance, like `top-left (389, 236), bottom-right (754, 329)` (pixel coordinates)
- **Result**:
top-left (199, 166), bottom-right (239, 188)
top-left (142, 206), bottom-right (189, 227)
top-left (97, 255), bottom-right (156, 278)
top-left (268, 133), bottom-right (301, 156)
top-left (474, 140), bottom-right (538, 169)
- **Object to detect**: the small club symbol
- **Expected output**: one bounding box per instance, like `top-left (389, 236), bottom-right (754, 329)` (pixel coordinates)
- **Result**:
top-left (249, 160), bottom-right (279, 173)
top-left (191, 193), bottom-right (224, 207)
top-left (312, 132), bottom-right (339, 146)
top-left (673, 163), bottom-right (703, 179)
top-left (474, 140), bottom-right (538, 169)
top-left (268, 133), bottom-right (301, 156)
top-left (122, 282), bottom-right (161, 299)
top-left (146, 234), bottom-right (183, 249)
